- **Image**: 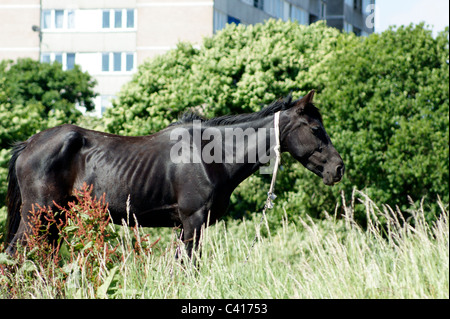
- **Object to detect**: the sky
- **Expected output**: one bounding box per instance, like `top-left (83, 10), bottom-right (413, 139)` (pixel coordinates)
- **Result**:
top-left (375, 0), bottom-right (449, 36)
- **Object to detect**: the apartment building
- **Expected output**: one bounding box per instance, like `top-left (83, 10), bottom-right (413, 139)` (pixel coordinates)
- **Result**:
top-left (0, 0), bottom-right (40, 62)
top-left (215, 0), bottom-right (375, 37)
top-left (327, 0), bottom-right (375, 36)
top-left (0, 0), bottom-right (375, 116)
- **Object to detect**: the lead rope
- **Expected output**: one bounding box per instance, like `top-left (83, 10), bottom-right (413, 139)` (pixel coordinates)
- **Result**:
top-left (245, 111), bottom-right (281, 263)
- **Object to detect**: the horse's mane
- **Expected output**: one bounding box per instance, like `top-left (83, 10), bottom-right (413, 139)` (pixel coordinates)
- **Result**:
top-left (170, 94), bottom-right (322, 127)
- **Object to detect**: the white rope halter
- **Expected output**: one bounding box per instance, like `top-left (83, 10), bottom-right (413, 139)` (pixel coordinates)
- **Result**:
top-left (245, 111), bottom-right (282, 262)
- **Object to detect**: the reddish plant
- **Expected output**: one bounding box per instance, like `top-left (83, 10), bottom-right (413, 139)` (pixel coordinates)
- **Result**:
top-left (15, 183), bottom-right (159, 289)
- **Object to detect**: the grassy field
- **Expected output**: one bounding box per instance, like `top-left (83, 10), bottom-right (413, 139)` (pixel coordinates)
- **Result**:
top-left (0, 191), bottom-right (448, 299)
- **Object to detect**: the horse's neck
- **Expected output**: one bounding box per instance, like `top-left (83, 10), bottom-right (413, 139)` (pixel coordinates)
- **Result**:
top-left (221, 116), bottom-right (277, 187)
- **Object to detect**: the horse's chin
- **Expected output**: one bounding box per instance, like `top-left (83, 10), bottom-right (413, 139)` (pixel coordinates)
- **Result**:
top-left (307, 168), bottom-right (340, 186)
top-left (323, 179), bottom-right (335, 186)
top-left (323, 176), bottom-right (342, 186)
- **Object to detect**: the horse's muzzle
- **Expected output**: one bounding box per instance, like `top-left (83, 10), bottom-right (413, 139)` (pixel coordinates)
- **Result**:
top-left (323, 163), bottom-right (345, 186)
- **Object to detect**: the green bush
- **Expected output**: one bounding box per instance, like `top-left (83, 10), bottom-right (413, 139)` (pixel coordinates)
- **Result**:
top-left (301, 23), bottom-right (449, 222)
top-left (102, 21), bottom-right (449, 223)
top-left (0, 58), bottom-right (96, 122)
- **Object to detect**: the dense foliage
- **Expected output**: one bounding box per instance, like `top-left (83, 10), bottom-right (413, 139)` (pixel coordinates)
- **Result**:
top-left (102, 21), bottom-right (449, 223)
top-left (0, 58), bottom-right (96, 126)
top-left (303, 23), bottom-right (449, 221)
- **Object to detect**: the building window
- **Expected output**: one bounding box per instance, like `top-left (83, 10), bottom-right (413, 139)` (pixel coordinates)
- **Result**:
top-left (113, 52), bottom-right (121, 71)
top-left (114, 10), bottom-right (122, 28)
top-left (291, 6), bottom-right (309, 25)
top-left (214, 9), bottom-right (227, 32)
top-left (55, 10), bottom-right (64, 28)
top-left (41, 53), bottom-right (51, 63)
top-left (102, 10), bottom-right (110, 28)
top-left (100, 95), bottom-right (114, 115)
top-left (67, 10), bottom-right (75, 29)
top-left (66, 53), bottom-right (75, 70)
top-left (126, 53), bottom-right (134, 71)
top-left (254, 0), bottom-right (264, 10)
top-left (362, 0), bottom-right (373, 13)
top-left (345, 0), bottom-right (353, 6)
top-left (54, 53), bottom-right (63, 64)
top-left (354, 0), bottom-right (362, 12)
top-left (102, 52), bottom-right (135, 73)
top-left (264, 0), bottom-right (286, 19)
top-left (320, 1), bottom-right (326, 19)
top-left (309, 13), bottom-right (319, 23)
top-left (102, 9), bottom-right (135, 30)
top-left (41, 53), bottom-right (76, 71)
top-left (102, 53), bottom-right (110, 72)
top-left (227, 16), bottom-right (240, 25)
top-left (42, 10), bottom-right (51, 29)
top-left (126, 9), bottom-right (134, 28)
top-left (344, 21), bottom-right (353, 33)
top-left (42, 9), bottom-right (76, 30)
top-left (353, 26), bottom-right (362, 36)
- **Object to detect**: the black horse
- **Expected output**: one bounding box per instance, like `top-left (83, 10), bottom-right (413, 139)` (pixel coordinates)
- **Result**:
top-left (5, 90), bottom-right (344, 256)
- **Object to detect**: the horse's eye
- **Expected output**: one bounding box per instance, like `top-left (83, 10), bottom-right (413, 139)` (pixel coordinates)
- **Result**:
top-left (311, 126), bottom-right (320, 132)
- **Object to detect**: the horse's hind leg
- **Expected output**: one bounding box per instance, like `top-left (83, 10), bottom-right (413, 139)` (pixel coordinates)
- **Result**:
top-left (5, 216), bottom-right (30, 256)
top-left (6, 192), bottom-right (69, 256)
top-left (5, 199), bottom-right (56, 255)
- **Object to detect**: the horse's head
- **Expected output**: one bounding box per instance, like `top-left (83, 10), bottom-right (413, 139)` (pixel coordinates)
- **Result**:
top-left (281, 90), bottom-right (344, 186)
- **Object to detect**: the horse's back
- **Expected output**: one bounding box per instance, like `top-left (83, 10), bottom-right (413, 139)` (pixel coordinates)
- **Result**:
top-left (14, 123), bottom-right (225, 227)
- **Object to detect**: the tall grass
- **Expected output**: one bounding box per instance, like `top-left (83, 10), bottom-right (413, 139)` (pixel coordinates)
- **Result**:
top-left (0, 191), bottom-right (448, 299)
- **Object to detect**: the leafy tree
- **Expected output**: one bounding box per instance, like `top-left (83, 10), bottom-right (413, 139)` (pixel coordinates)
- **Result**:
top-left (102, 21), bottom-right (449, 223)
top-left (0, 58), bottom-right (96, 125)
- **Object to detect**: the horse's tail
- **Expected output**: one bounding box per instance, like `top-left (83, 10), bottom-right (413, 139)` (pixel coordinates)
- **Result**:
top-left (5, 141), bottom-right (27, 244)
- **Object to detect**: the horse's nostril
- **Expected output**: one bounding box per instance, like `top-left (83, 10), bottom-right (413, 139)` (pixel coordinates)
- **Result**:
top-left (336, 165), bottom-right (344, 177)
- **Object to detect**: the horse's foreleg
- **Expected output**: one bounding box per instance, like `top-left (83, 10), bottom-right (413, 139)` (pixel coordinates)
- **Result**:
top-left (180, 207), bottom-right (210, 261)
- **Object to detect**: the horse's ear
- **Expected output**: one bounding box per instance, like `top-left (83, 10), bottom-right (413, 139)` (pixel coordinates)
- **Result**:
top-left (294, 90), bottom-right (315, 111)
